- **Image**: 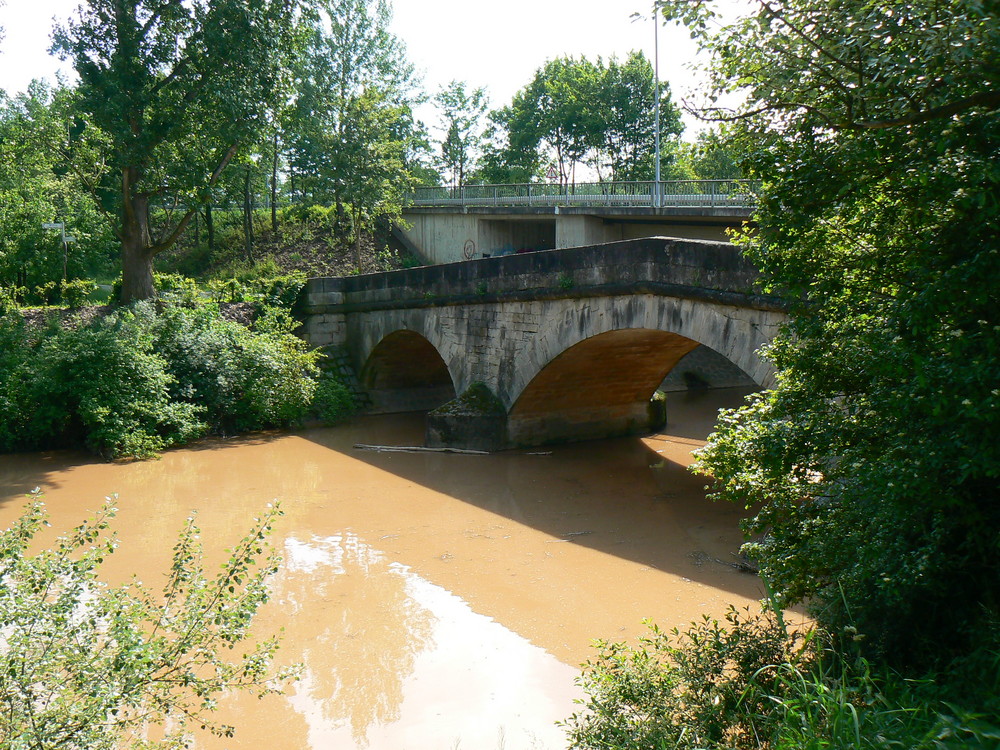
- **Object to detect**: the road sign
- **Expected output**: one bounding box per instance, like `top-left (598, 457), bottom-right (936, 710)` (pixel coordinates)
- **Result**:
top-left (42, 222), bottom-right (63, 229)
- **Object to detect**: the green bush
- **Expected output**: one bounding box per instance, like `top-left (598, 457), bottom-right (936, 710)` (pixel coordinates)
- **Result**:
top-left (59, 278), bottom-right (98, 307)
top-left (0, 307), bottom-right (206, 457)
top-left (278, 202), bottom-right (339, 228)
top-left (0, 296), bottom-right (322, 458)
top-left (562, 609), bottom-right (1000, 750)
top-left (109, 272), bottom-right (202, 305)
top-left (206, 270), bottom-right (307, 311)
top-left (0, 287), bottom-right (20, 315)
top-left (145, 302), bottom-right (319, 435)
top-left (311, 375), bottom-right (357, 424)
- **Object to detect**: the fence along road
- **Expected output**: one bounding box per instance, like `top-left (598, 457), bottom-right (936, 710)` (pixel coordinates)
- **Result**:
top-left (407, 179), bottom-right (759, 210)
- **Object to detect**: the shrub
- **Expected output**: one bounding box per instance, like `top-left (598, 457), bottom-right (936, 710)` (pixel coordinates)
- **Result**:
top-left (0, 493), bottom-right (297, 748)
top-left (151, 302), bottom-right (319, 434)
top-left (311, 375), bottom-right (357, 423)
top-left (562, 609), bottom-right (1000, 750)
top-left (1, 305), bottom-right (206, 457)
top-left (0, 296), bottom-right (322, 458)
top-left (0, 286), bottom-right (19, 315)
top-left (207, 271), bottom-right (306, 311)
top-left (59, 278), bottom-right (99, 307)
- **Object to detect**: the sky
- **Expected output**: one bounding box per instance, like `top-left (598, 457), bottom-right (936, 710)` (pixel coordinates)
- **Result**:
top-left (0, 0), bottom-right (733, 137)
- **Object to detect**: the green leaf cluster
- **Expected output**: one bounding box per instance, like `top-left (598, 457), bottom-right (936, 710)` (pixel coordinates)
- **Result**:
top-left (0, 82), bottom-right (116, 290)
top-left (282, 0), bottom-right (420, 242)
top-left (663, 0), bottom-right (1000, 666)
top-left (0, 494), bottom-right (296, 748)
top-left (563, 610), bottom-right (1000, 750)
top-left (0, 296), bottom-right (322, 458)
top-left (483, 52), bottom-right (683, 184)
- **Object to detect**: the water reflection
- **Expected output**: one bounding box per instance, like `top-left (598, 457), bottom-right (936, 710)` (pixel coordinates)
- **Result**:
top-left (277, 533), bottom-right (436, 745)
top-left (267, 533), bottom-right (575, 750)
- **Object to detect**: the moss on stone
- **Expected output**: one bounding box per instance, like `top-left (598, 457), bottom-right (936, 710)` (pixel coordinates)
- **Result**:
top-left (429, 382), bottom-right (505, 417)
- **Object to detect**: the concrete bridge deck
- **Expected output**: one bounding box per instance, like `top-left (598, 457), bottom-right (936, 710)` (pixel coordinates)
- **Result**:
top-left (301, 237), bottom-right (785, 450)
top-left (398, 181), bottom-right (757, 264)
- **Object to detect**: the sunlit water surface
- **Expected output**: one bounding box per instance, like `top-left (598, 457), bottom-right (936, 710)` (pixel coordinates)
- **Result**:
top-left (0, 388), bottom-right (772, 749)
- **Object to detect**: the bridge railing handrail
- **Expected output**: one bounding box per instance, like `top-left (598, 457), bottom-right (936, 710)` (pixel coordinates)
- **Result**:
top-left (407, 179), bottom-right (759, 210)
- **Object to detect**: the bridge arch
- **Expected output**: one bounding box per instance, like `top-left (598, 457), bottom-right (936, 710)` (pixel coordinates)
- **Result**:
top-left (360, 329), bottom-right (456, 413)
top-left (502, 295), bottom-right (777, 446)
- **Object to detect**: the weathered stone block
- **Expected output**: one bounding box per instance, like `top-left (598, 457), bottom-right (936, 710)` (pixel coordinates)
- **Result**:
top-left (426, 382), bottom-right (507, 452)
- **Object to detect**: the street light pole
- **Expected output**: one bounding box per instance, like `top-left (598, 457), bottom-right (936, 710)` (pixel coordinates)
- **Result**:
top-left (653, 1), bottom-right (661, 208)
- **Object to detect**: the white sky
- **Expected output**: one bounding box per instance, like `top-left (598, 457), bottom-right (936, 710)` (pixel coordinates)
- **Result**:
top-left (0, 0), bottom-right (732, 137)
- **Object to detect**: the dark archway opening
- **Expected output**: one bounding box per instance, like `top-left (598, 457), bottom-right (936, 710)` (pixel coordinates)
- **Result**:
top-left (361, 331), bottom-right (456, 413)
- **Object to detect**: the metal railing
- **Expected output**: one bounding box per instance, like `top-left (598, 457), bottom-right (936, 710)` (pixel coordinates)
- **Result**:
top-left (407, 179), bottom-right (758, 210)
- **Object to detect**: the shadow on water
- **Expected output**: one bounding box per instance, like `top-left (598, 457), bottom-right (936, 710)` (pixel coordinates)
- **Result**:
top-left (298, 386), bottom-right (768, 604)
top-left (0, 388), bottom-right (765, 604)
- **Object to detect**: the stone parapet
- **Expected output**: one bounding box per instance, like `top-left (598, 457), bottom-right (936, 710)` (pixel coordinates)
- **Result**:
top-left (300, 237), bottom-right (782, 316)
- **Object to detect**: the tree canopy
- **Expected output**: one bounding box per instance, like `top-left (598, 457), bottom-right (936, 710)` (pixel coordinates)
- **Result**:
top-left (484, 52), bottom-right (683, 186)
top-left (53, 0), bottom-right (308, 302)
top-left (666, 0), bottom-right (1000, 666)
top-left (434, 80), bottom-right (488, 187)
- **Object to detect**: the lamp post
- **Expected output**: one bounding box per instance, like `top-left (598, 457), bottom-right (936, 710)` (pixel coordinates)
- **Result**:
top-left (41, 221), bottom-right (76, 281)
top-left (653, 0), bottom-right (662, 208)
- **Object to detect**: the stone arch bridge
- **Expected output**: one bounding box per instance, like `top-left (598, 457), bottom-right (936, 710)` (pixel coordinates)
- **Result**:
top-left (300, 237), bottom-right (787, 450)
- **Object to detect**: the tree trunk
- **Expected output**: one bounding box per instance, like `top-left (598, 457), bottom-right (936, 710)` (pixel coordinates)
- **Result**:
top-left (119, 186), bottom-right (156, 304)
top-left (206, 204), bottom-right (215, 253)
top-left (271, 129), bottom-right (279, 233)
top-left (353, 206), bottom-right (362, 272)
top-left (243, 165), bottom-right (255, 262)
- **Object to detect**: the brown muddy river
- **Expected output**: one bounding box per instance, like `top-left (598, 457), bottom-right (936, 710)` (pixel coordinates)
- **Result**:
top-left (0, 388), bottom-right (774, 750)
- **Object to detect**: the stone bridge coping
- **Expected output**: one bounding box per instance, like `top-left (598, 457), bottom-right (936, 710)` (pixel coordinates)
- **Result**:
top-left (301, 236), bottom-right (786, 314)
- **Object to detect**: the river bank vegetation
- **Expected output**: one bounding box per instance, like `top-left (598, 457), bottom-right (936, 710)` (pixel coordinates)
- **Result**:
top-left (0, 276), bottom-right (357, 459)
top-left (565, 0), bottom-right (1000, 748)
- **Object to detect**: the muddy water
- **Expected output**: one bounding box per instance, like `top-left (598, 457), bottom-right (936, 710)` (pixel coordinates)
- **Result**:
top-left (0, 388), bottom-right (769, 750)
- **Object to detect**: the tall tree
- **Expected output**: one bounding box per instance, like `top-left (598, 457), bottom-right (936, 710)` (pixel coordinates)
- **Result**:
top-left (0, 82), bottom-right (115, 294)
top-left (497, 53), bottom-right (682, 185)
top-left (586, 51), bottom-right (683, 181)
top-left (434, 80), bottom-right (488, 187)
top-left (284, 0), bottom-right (418, 211)
top-left (475, 107), bottom-right (543, 185)
top-left (505, 56), bottom-right (598, 186)
top-left (52, 0), bottom-right (307, 303)
top-left (665, 0), bottom-right (1000, 667)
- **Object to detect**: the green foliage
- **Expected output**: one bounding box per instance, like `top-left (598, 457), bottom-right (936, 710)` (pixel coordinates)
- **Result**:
top-left (486, 52), bottom-right (684, 185)
top-left (0, 308), bottom-right (206, 457)
top-left (0, 295), bottom-right (320, 458)
top-left (59, 278), bottom-right (99, 307)
top-left (145, 301), bottom-right (318, 435)
top-left (52, 0), bottom-right (309, 302)
top-left (435, 80), bottom-right (489, 187)
top-left (282, 0), bottom-right (420, 236)
top-left (563, 610), bottom-right (1000, 750)
top-left (311, 375), bottom-right (357, 423)
top-left (0, 493), bottom-right (296, 748)
top-left (206, 270), bottom-right (306, 310)
top-left (563, 609), bottom-right (815, 750)
top-left (662, 0), bottom-right (1000, 666)
top-left (0, 82), bottom-right (116, 291)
